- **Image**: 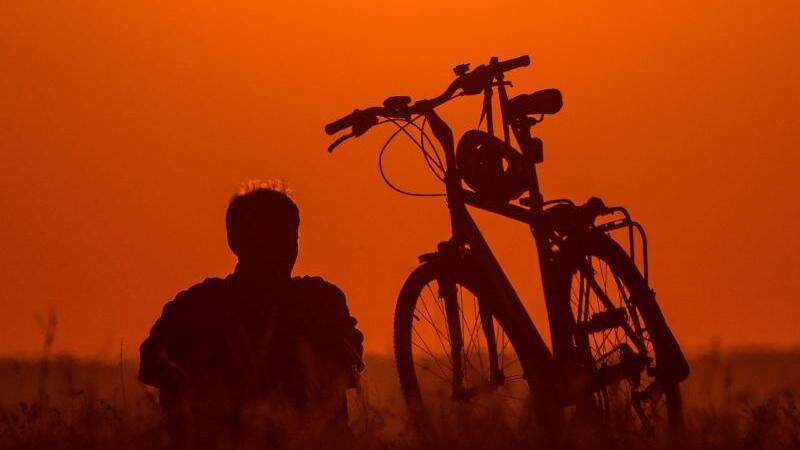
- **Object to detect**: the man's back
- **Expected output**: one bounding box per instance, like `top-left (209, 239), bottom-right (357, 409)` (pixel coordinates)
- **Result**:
top-left (139, 273), bottom-right (364, 445)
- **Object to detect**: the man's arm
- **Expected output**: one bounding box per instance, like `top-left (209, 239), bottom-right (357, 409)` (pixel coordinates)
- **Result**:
top-left (296, 277), bottom-right (365, 376)
top-left (138, 279), bottom-right (222, 388)
top-left (328, 284), bottom-right (365, 373)
top-left (139, 299), bottom-right (187, 388)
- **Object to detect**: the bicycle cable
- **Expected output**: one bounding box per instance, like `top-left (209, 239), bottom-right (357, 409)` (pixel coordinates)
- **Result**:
top-left (387, 116), bottom-right (445, 179)
top-left (418, 116), bottom-right (446, 179)
top-left (377, 116), bottom-right (447, 197)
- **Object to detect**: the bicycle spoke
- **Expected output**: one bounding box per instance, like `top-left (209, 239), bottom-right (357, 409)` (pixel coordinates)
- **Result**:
top-left (457, 285), bottom-right (468, 382)
top-left (417, 295), bottom-right (453, 361)
top-left (595, 328), bottom-right (612, 359)
top-left (462, 323), bottom-right (487, 384)
top-left (463, 299), bottom-right (483, 368)
top-left (425, 283), bottom-right (448, 324)
top-left (499, 325), bottom-right (508, 368)
top-left (472, 297), bottom-right (486, 376)
top-left (459, 287), bottom-right (484, 385)
top-left (412, 338), bottom-right (451, 380)
top-left (584, 269), bottom-right (640, 342)
top-left (502, 353), bottom-right (520, 371)
top-left (414, 360), bottom-right (451, 384)
top-left (418, 296), bottom-right (449, 345)
top-left (461, 286), bottom-right (480, 365)
top-left (411, 326), bottom-right (451, 370)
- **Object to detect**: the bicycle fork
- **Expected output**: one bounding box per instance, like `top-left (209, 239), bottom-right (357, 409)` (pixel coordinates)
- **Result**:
top-left (435, 243), bottom-right (504, 402)
top-left (437, 270), bottom-right (467, 401)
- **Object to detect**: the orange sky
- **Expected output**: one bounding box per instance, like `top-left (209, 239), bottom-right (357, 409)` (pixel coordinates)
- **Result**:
top-left (1, 1), bottom-right (798, 359)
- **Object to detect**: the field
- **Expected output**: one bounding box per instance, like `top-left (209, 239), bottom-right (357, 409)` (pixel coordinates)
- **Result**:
top-left (0, 347), bottom-right (798, 449)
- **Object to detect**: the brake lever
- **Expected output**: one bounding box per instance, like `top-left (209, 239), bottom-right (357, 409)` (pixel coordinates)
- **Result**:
top-left (327, 133), bottom-right (355, 153)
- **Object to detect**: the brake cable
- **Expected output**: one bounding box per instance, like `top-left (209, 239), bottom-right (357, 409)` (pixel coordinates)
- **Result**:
top-left (377, 116), bottom-right (447, 197)
top-left (386, 117), bottom-right (445, 179)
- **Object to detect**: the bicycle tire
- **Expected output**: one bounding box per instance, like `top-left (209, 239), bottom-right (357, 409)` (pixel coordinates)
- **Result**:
top-left (555, 232), bottom-right (685, 439)
top-left (393, 258), bottom-right (537, 436)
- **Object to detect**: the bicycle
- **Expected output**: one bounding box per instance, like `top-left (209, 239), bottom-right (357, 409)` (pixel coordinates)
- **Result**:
top-left (324, 55), bottom-right (689, 440)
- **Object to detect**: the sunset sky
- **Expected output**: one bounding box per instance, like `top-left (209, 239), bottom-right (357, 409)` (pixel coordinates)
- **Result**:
top-left (1, 1), bottom-right (798, 359)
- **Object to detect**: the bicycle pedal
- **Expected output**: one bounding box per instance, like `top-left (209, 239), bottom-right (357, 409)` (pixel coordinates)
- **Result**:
top-left (577, 307), bottom-right (628, 334)
top-left (595, 353), bottom-right (648, 387)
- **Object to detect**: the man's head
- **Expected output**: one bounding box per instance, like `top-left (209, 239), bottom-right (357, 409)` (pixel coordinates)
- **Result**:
top-left (226, 183), bottom-right (299, 275)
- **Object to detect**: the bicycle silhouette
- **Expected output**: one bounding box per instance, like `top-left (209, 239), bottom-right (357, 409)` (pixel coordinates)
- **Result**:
top-left (325, 55), bottom-right (689, 438)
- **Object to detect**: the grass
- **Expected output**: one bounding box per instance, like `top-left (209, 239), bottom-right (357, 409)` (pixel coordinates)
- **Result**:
top-left (0, 349), bottom-right (798, 449)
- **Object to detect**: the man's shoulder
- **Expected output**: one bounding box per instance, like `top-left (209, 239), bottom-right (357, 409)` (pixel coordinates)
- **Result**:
top-left (291, 275), bottom-right (343, 295)
top-left (166, 277), bottom-right (230, 314)
top-left (143, 277), bottom-right (231, 348)
top-left (290, 275), bottom-right (346, 306)
top-left (177, 276), bottom-right (228, 298)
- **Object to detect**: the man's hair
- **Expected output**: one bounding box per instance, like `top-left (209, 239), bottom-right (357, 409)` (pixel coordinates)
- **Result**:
top-left (226, 181), bottom-right (300, 258)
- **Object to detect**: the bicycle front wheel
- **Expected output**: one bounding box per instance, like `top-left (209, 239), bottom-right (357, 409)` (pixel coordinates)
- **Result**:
top-left (393, 259), bottom-right (534, 436)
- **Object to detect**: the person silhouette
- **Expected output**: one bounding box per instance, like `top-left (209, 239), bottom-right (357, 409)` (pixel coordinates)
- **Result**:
top-left (138, 182), bottom-right (364, 448)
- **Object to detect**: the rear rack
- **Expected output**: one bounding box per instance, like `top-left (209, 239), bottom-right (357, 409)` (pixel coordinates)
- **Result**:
top-left (593, 206), bottom-right (649, 283)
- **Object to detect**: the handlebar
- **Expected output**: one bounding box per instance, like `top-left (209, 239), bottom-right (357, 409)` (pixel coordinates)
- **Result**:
top-left (324, 108), bottom-right (382, 136)
top-left (496, 54), bottom-right (530, 74)
top-left (324, 114), bottom-right (357, 136)
top-left (324, 55), bottom-right (531, 144)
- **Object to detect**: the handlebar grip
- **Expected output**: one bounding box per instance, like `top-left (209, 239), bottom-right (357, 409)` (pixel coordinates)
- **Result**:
top-left (498, 55), bottom-right (531, 72)
top-left (325, 113), bottom-right (355, 135)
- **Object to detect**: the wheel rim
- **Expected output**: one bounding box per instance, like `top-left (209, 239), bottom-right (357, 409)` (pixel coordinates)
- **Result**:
top-left (569, 252), bottom-right (672, 435)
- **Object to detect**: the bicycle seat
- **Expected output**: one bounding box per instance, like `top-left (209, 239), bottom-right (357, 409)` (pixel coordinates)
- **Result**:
top-left (507, 89), bottom-right (563, 116)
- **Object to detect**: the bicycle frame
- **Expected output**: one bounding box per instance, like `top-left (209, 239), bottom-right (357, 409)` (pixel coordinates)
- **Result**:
top-left (416, 66), bottom-right (654, 408)
top-left (415, 84), bottom-right (576, 414)
top-left (326, 56), bottom-right (666, 415)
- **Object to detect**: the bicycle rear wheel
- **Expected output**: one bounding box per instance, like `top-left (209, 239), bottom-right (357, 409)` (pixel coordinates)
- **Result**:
top-left (394, 259), bottom-right (534, 436)
top-left (561, 233), bottom-right (684, 440)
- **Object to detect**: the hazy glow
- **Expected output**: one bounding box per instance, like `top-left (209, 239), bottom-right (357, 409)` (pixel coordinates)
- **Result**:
top-left (1, 1), bottom-right (798, 358)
